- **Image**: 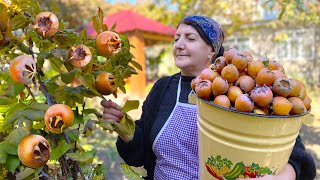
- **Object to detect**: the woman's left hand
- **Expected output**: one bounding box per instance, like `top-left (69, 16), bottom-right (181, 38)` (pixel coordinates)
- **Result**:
top-left (236, 163), bottom-right (296, 180)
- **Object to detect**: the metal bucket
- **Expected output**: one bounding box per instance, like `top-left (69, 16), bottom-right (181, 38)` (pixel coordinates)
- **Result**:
top-left (196, 96), bottom-right (313, 180)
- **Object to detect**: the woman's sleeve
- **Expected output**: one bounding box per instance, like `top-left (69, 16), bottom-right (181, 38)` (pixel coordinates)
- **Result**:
top-left (115, 78), bottom-right (166, 167)
top-left (288, 135), bottom-right (316, 180)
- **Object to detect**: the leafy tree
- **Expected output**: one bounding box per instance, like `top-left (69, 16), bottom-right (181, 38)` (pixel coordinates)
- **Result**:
top-left (0, 0), bottom-right (145, 179)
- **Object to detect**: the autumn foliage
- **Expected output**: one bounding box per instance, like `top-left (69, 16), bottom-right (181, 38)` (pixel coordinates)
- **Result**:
top-left (0, 1), bottom-right (142, 179)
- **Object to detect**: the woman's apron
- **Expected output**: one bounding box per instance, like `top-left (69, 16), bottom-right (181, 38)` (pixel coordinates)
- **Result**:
top-left (153, 76), bottom-right (198, 179)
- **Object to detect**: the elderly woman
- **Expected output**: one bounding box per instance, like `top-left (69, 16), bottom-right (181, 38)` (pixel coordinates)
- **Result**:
top-left (101, 15), bottom-right (316, 180)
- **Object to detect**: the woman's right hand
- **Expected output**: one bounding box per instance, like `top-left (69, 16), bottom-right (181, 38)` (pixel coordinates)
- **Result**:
top-left (100, 99), bottom-right (133, 143)
top-left (100, 99), bottom-right (123, 123)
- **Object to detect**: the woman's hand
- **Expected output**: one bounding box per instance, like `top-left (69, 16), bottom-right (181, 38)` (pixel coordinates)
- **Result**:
top-left (101, 99), bottom-right (123, 123)
top-left (100, 99), bottom-right (133, 143)
top-left (236, 163), bottom-right (296, 180)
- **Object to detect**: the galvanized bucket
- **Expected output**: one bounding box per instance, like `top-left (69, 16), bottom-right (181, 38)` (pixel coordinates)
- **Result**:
top-left (196, 96), bottom-right (313, 180)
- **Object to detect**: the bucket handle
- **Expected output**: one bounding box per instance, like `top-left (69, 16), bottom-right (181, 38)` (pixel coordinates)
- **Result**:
top-left (303, 113), bottom-right (315, 126)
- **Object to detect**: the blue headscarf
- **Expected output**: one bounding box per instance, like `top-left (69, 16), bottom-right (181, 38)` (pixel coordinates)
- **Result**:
top-left (181, 15), bottom-right (224, 56)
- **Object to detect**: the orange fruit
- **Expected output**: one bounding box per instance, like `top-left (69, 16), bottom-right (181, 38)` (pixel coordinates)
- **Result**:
top-left (212, 77), bottom-right (229, 96)
top-left (271, 96), bottom-right (293, 116)
top-left (235, 94), bottom-right (254, 112)
top-left (288, 97), bottom-right (307, 115)
top-left (221, 64), bottom-right (239, 83)
top-left (213, 95), bottom-right (231, 108)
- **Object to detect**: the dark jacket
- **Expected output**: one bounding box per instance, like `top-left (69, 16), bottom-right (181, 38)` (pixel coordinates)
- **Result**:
top-left (116, 74), bottom-right (316, 180)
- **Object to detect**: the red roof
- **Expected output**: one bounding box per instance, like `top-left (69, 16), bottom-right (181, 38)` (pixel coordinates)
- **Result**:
top-left (86, 10), bottom-right (176, 37)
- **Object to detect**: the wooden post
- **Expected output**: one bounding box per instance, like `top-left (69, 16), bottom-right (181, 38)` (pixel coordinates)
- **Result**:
top-left (127, 30), bottom-right (146, 98)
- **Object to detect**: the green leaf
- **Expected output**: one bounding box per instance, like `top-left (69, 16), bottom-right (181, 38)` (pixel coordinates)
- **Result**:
top-left (4, 155), bottom-right (20, 173)
top-left (4, 127), bottom-right (30, 145)
top-left (32, 121), bottom-right (45, 130)
top-left (50, 140), bottom-right (71, 161)
top-left (0, 146), bottom-right (8, 164)
top-left (28, 30), bottom-right (41, 44)
top-left (96, 120), bottom-right (115, 131)
top-left (101, 24), bottom-right (108, 32)
top-left (37, 51), bottom-right (51, 70)
top-left (51, 48), bottom-right (69, 60)
top-left (114, 114), bottom-right (135, 136)
top-left (10, 15), bottom-right (29, 30)
top-left (52, 31), bottom-right (77, 48)
top-left (65, 129), bottom-right (80, 141)
top-left (17, 43), bottom-right (30, 54)
top-left (0, 97), bottom-right (17, 113)
top-left (91, 7), bottom-right (104, 34)
top-left (130, 60), bottom-right (142, 71)
top-left (23, 109), bottom-right (45, 122)
top-left (82, 109), bottom-right (102, 118)
top-left (121, 100), bottom-right (139, 113)
top-left (3, 109), bottom-right (26, 127)
top-left (120, 163), bottom-right (146, 180)
top-left (83, 74), bottom-right (103, 97)
top-left (110, 22), bottom-right (117, 31)
top-left (15, 167), bottom-right (35, 180)
top-left (61, 69), bottom-right (76, 84)
top-left (49, 58), bottom-right (64, 73)
top-left (66, 150), bottom-right (96, 163)
top-left (29, 102), bottom-right (49, 111)
top-left (0, 142), bottom-right (18, 155)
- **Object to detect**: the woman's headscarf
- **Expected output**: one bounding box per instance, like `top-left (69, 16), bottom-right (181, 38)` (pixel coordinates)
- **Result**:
top-left (181, 15), bottom-right (224, 56)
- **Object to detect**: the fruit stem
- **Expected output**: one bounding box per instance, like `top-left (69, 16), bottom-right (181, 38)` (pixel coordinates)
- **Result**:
top-left (37, 73), bottom-right (56, 106)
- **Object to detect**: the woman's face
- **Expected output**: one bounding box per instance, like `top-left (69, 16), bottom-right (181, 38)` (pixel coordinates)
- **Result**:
top-left (173, 23), bottom-right (213, 77)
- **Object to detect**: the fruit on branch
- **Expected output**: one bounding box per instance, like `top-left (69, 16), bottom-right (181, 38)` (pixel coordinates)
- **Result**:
top-left (44, 104), bottom-right (74, 134)
top-left (95, 72), bottom-right (117, 96)
top-left (9, 55), bottom-right (36, 84)
top-left (33, 12), bottom-right (59, 38)
top-left (18, 135), bottom-right (51, 168)
top-left (96, 31), bottom-right (122, 57)
top-left (68, 44), bottom-right (92, 67)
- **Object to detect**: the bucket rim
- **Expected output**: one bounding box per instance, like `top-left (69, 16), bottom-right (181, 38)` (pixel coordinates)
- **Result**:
top-left (196, 93), bottom-right (311, 119)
